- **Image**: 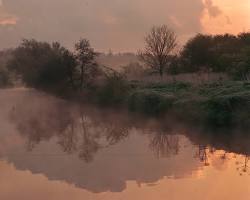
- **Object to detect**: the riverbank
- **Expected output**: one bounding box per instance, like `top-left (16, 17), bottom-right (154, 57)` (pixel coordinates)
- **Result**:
top-left (7, 79), bottom-right (249, 128)
top-left (85, 80), bottom-right (250, 127)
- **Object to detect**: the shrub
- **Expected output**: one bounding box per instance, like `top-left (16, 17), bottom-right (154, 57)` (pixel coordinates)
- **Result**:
top-left (229, 61), bottom-right (250, 80)
top-left (201, 82), bottom-right (250, 126)
top-left (96, 74), bottom-right (130, 105)
top-left (203, 98), bottom-right (233, 126)
top-left (7, 39), bottom-right (77, 91)
top-left (0, 68), bottom-right (12, 88)
top-left (128, 90), bottom-right (175, 115)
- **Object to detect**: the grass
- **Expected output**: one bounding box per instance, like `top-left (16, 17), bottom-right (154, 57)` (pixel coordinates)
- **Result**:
top-left (94, 78), bottom-right (250, 127)
top-left (128, 89), bottom-right (176, 115)
top-left (198, 82), bottom-right (250, 126)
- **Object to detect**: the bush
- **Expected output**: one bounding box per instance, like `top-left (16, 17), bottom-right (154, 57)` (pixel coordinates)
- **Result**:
top-left (201, 82), bottom-right (250, 126)
top-left (145, 82), bottom-right (191, 93)
top-left (128, 90), bottom-right (175, 115)
top-left (96, 74), bottom-right (130, 105)
top-left (203, 98), bottom-right (233, 125)
top-left (229, 61), bottom-right (250, 80)
top-left (7, 39), bottom-right (76, 91)
top-left (0, 69), bottom-right (12, 88)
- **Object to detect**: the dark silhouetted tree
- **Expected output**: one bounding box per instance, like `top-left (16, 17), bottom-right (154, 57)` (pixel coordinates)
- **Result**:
top-left (8, 39), bottom-right (77, 90)
top-left (139, 25), bottom-right (177, 77)
top-left (74, 39), bottom-right (99, 89)
top-left (0, 68), bottom-right (12, 87)
top-left (180, 32), bottom-right (250, 77)
top-left (181, 34), bottom-right (214, 71)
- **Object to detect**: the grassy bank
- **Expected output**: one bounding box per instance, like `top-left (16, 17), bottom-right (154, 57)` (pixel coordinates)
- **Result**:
top-left (89, 79), bottom-right (250, 127)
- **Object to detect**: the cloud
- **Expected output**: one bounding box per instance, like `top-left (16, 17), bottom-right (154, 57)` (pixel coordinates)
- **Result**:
top-left (0, 0), bottom-right (206, 51)
top-left (0, 1), bottom-right (18, 26)
top-left (1, 0), bottom-right (244, 51)
top-left (0, 17), bottom-right (17, 25)
top-left (204, 0), bottom-right (222, 18)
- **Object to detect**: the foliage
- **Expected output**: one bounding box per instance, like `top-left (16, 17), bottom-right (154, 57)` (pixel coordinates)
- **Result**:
top-left (180, 32), bottom-right (250, 79)
top-left (74, 39), bottom-right (99, 89)
top-left (3, 34), bottom-right (250, 127)
top-left (7, 39), bottom-right (76, 90)
top-left (199, 82), bottom-right (250, 126)
top-left (181, 34), bottom-right (214, 70)
top-left (228, 47), bottom-right (250, 80)
top-left (0, 50), bottom-right (13, 88)
top-left (0, 68), bottom-right (12, 88)
top-left (143, 81), bottom-right (191, 93)
top-left (128, 89), bottom-right (175, 115)
top-left (125, 80), bottom-right (250, 125)
top-left (95, 73), bottom-right (130, 105)
top-left (7, 38), bottom-right (101, 91)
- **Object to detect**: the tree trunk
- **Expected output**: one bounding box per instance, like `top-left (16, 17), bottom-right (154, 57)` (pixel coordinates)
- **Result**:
top-left (69, 71), bottom-right (75, 89)
top-left (80, 65), bottom-right (84, 89)
top-left (159, 66), bottom-right (163, 79)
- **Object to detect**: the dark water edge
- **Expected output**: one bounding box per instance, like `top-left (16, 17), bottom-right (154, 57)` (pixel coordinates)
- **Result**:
top-left (40, 81), bottom-right (250, 130)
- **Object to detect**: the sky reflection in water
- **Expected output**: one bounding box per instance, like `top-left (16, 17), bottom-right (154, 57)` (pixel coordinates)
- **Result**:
top-left (0, 89), bottom-right (249, 200)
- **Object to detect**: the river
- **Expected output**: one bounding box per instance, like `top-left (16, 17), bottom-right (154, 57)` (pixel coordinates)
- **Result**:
top-left (0, 88), bottom-right (249, 200)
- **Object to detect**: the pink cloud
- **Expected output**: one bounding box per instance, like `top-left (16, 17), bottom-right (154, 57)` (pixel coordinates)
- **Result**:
top-left (0, 17), bottom-right (18, 25)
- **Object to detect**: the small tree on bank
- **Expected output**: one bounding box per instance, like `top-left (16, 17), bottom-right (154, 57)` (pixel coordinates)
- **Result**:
top-left (74, 39), bottom-right (98, 89)
top-left (139, 25), bottom-right (177, 77)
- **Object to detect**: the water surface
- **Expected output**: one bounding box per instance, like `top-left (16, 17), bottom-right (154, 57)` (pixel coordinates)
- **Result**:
top-left (0, 89), bottom-right (249, 200)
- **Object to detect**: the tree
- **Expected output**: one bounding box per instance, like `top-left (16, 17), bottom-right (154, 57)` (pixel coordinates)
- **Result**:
top-left (180, 33), bottom-right (250, 73)
top-left (181, 34), bottom-right (214, 71)
top-left (0, 68), bottom-right (12, 88)
top-left (0, 49), bottom-right (13, 88)
top-left (74, 39), bottom-right (99, 89)
top-left (8, 39), bottom-right (76, 90)
top-left (139, 25), bottom-right (177, 77)
top-left (61, 49), bottom-right (78, 89)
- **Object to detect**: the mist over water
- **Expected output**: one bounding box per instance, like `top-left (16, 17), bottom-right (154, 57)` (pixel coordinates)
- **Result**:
top-left (0, 88), bottom-right (249, 199)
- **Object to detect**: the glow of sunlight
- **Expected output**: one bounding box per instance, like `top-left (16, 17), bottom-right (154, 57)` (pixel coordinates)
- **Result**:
top-left (202, 0), bottom-right (250, 35)
top-left (1, 153), bottom-right (250, 200)
top-left (0, 17), bottom-right (18, 25)
top-left (0, 1), bottom-right (18, 26)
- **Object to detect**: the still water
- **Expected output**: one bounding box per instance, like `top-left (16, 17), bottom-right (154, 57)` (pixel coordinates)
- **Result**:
top-left (0, 89), bottom-right (249, 200)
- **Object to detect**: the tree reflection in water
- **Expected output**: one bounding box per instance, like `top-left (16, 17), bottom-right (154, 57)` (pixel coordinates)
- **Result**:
top-left (149, 131), bottom-right (180, 158)
top-left (195, 145), bottom-right (210, 166)
top-left (236, 155), bottom-right (250, 176)
top-left (9, 101), bottom-right (132, 162)
top-left (8, 96), bottom-right (250, 175)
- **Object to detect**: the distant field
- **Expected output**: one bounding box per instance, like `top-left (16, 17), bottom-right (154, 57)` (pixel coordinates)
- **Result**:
top-left (95, 53), bottom-right (228, 84)
top-left (96, 53), bottom-right (138, 70)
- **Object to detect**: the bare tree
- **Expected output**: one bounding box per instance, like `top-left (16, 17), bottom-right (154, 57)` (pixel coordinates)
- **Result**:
top-left (139, 25), bottom-right (177, 77)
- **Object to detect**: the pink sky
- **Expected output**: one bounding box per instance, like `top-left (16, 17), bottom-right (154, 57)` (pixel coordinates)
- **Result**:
top-left (0, 0), bottom-right (249, 52)
top-left (202, 0), bottom-right (250, 34)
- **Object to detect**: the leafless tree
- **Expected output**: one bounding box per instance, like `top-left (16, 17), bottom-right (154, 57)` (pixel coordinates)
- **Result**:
top-left (139, 25), bottom-right (177, 77)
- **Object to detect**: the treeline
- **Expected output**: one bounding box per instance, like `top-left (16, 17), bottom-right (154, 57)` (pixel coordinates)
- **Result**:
top-left (124, 29), bottom-right (250, 80)
top-left (0, 28), bottom-right (250, 91)
top-left (0, 50), bottom-right (13, 87)
top-left (6, 39), bottom-right (101, 92)
top-left (0, 28), bottom-right (250, 126)
top-left (178, 33), bottom-right (250, 79)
